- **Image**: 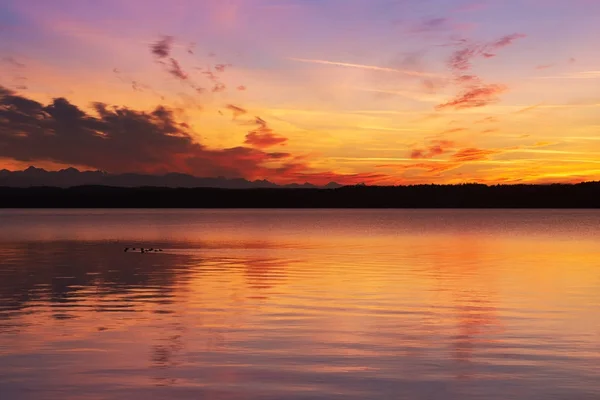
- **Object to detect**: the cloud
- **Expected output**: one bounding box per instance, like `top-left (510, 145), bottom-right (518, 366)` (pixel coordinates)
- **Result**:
top-left (408, 17), bottom-right (450, 34)
top-left (455, 74), bottom-right (480, 84)
top-left (451, 147), bottom-right (500, 161)
top-left (410, 139), bottom-right (456, 159)
top-left (436, 83), bottom-right (507, 110)
top-left (475, 116), bottom-right (498, 124)
top-left (168, 58), bottom-right (188, 80)
top-left (536, 70), bottom-right (600, 80)
top-left (225, 104), bottom-right (247, 119)
top-left (148, 35), bottom-right (238, 95)
top-left (214, 63), bottom-right (231, 73)
top-left (441, 127), bottom-right (467, 134)
top-left (187, 42), bottom-right (196, 55)
top-left (448, 46), bottom-right (480, 71)
top-left (446, 33), bottom-right (526, 72)
top-left (0, 86), bottom-right (382, 185)
top-left (289, 58), bottom-right (441, 78)
top-left (237, 85), bottom-right (247, 91)
top-left (244, 117), bottom-right (288, 148)
top-left (386, 144), bottom-right (506, 178)
top-left (151, 36), bottom-right (174, 59)
top-left (2, 57), bottom-right (25, 68)
top-left (212, 83), bottom-right (226, 92)
top-left (515, 104), bottom-right (541, 114)
top-left (490, 33), bottom-right (527, 50)
top-left (438, 33), bottom-right (522, 110)
top-left (536, 64), bottom-right (554, 70)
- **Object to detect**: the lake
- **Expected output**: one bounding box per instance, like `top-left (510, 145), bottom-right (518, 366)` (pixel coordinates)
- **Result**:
top-left (0, 209), bottom-right (599, 400)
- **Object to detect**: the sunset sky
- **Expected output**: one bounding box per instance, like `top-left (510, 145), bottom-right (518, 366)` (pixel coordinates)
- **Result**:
top-left (1, 0), bottom-right (600, 185)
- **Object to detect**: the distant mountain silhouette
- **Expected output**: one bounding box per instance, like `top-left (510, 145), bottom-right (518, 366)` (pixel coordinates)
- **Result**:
top-left (0, 167), bottom-right (343, 189)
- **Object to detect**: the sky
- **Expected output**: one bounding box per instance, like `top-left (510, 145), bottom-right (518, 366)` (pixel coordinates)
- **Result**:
top-left (1, 0), bottom-right (600, 185)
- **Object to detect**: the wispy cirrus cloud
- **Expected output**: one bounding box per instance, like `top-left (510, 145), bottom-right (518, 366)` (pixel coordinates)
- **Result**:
top-left (288, 57), bottom-right (442, 78)
top-left (536, 70), bottom-right (600, 79)
top-left (2, 56), bottom-right (26, 68)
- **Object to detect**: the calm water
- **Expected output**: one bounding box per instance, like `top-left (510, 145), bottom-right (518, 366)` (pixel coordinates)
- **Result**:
top-left (0, 210), bottom-right (599, 400)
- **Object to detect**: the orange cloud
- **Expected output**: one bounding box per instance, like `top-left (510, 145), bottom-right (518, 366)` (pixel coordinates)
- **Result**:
top-left (244, 117), bottom-right (288, 148)
top-left (440, 33), bottom-right (523, 111)
top-left (410, 139), bottom-right (456, 159)
top-left (451, 147), bottom-right (501, 161)
top-left (515, 104), bottom-right (541, 114)
top-left (436, 84), bottom-right (507, 110)
top-left (475, 116), bottom-right (499, 124)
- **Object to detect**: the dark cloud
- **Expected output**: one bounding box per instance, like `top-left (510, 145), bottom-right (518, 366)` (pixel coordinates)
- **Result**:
top-left (168, 58), bottom-right (188, 80)
top-left (151, 36), bottom-right (174, 59)
top-left (237, 85), bottom-right (247, 91)
top-left (0, 87), bottom-right (271, 176)
top-left (0, 87), bottom-right (382, 185)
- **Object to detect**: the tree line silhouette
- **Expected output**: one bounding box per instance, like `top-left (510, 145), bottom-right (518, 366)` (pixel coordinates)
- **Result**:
top-left (1, 183), bottom-right (599, 208)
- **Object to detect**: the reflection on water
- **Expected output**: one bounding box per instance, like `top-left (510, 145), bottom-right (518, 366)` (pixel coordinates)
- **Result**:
top-left (0, 210), bottom-right (599, 399)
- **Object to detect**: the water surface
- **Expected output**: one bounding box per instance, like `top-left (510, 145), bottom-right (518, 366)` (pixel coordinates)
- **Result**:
top-left (0, 209), bottom-right (599, 399)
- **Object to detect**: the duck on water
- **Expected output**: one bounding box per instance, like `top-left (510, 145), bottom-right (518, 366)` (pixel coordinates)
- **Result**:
top-left (124, 247), bottom-right (163, 253)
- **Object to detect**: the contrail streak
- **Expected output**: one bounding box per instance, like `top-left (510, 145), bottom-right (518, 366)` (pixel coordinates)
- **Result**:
top-left (288, 57), bottom-right (442, 78)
